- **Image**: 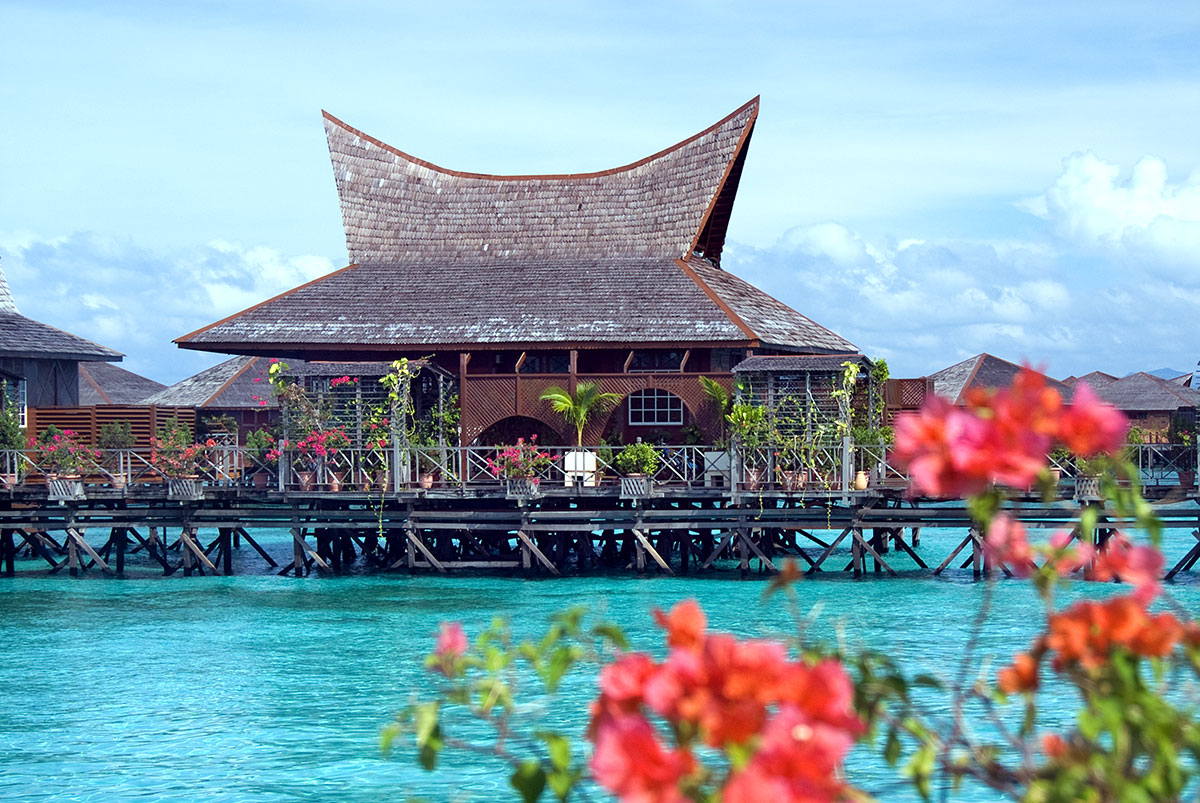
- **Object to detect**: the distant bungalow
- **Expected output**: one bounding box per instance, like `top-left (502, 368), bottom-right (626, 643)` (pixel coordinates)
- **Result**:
top-left (175, 98), bottom-right (859, 445)
top-left (0, 260), bottom-right (123, 415)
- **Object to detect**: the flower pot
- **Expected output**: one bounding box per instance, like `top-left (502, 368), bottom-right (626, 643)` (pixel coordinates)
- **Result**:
top-left (619, 475), bottom-right (653, 498)
top-left (168, 477), bottom-right (203, 501)
top-left (506, 477), bottom-right (540, 499)
top-left (743, 467), bottom-right (763, 491)
top-left (564, 450), bottom-right (598, 487)
top-left (418, 471), bottom-right (435, 489)
top-left (48, 476), bottom-right (85, 501)
top-left (0, 472), bottom-right (18, 488)
top-left (375, 469), bottom-right (390, 492)
top-left (297, 470), bottom-right (316, 492)
top-left (854, 470), bottom-right (869, 491)
top-left (252, 470), bottom-right (270, 490)
top-left (1178, 470), bottom-right (1195, 488)
top-left (779, 469), bottom-right (806, 491)
top-left (327, 471), bottom-right (347, 492)
top-left (1075, 476), bottom-right (1100, 500)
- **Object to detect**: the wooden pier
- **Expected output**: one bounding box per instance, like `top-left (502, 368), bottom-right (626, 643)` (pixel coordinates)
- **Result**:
top-left (3, 480), bottom-right (1198, 582)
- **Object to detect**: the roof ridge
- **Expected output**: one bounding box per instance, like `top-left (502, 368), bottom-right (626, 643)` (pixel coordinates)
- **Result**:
top-left (204, 355), bottom-right (260, 408)
top-left (675, 258), bottom-right (758, 342)
top-left (321, 97), bottom-right (760, 183)
top-left (78, 363), bottom-right (111, 404)
top-left (176, 264), bottom-right (360, 344)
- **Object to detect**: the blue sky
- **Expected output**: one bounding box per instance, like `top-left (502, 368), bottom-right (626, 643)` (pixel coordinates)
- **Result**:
top-left (2, 0), bottom-right (1198, 383)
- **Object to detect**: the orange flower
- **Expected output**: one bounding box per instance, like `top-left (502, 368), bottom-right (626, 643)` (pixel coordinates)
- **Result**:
top-left (1041, 733), bottom-right (1067, 759)
top-left (997, 652), bottom-right (1039, 694)
top-left (653, 599), bottom-right (706, 651)
top-left (1045, 595), bottom-right (1185, 672)
top-left (1087, 534), bottom-right (1164, 603)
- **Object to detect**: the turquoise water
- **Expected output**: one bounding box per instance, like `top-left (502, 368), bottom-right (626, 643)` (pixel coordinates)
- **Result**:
top-left (1, 526), bottom-right (1198, 802)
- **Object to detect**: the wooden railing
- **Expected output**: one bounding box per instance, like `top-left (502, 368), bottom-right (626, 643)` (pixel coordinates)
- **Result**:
top-left (1, 443), bottom-right (1195, 498)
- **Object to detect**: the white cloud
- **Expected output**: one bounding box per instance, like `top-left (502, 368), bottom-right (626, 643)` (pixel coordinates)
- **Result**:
top-left (0, 232), bottom-right (334, 384)
top-left (1024, 152), bottom-right (1200, 271)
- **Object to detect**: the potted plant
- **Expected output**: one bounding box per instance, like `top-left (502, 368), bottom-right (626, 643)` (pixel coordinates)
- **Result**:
top-left (487, 436), bottom-right (554, 498)
top-left (151, 418), bottom-right (211, 500)
top-left (726, 402), bottom-right (767, 490)
top-left (0, 381), bottom-right (24, 487)
top-left (615, 441), bottom-right (659, 497)
top-left (244, 428), bottom-right (277, 489)
top-left (97, 419), bottom-right (136, 488)
top-left (31, 426), bottom-right (99, 480)
top-left (540, 382), bottom-right (621, 487)
top-left (293, 426), bottom-right (352, 491)
top-left (699, 376), bottom-right (732, 487)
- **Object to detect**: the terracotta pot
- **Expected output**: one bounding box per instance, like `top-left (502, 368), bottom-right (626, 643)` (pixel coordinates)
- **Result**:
top-left (743, 468), bottom-right (764, 491)
top-left (328, 471), bottom-right (346, 492)
top-left (297, 470), bottom-right (316, 492)
top-left (1179, 470), bottom-right (1195, 488)
top-left (854, 470), bottom-right (869, 491)
top-left (419, 472), bottom-right (435, 489)
top-left (251, 470), bottom-right (270, 490)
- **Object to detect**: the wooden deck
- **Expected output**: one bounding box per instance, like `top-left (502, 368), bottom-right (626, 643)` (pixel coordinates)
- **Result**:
top-left (2, 481), bottom-right (1198, 582)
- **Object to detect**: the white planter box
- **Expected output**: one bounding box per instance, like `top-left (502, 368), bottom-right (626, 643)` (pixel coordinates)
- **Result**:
top-left (506, 477), bottom-right (541, 499)
top-left (564, 450), bottom-right (598, 487)
top-left (619, 476), bottom-right (653, 498)
top-left (48, 478), bottom-right (85, 501)
top-left (168, 478), bottom-right (204, 501)
top-left (703, 450), bottom-right (730, 488)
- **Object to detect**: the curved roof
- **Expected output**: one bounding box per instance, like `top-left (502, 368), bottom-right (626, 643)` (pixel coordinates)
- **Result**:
top-left (323, 98), bottom-right (758, 267)
top-left (177, 99), bottom-right (855, 356)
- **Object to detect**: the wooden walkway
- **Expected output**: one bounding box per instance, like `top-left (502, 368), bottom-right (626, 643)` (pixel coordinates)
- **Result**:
top-left (2, 483), bottom-right (1199, 582)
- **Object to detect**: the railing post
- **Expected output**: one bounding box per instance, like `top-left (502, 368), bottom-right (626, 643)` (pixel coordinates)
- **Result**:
top-left (841, 435), bottom-right (852, 499)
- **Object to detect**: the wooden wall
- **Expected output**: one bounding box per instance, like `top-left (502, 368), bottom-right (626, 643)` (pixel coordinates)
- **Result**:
top-left (26, 405), bottom-right (196, 447)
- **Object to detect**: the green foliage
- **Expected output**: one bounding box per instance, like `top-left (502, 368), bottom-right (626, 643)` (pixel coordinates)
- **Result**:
top-left (198, 414), bottom-right (238, 440)
top-left (244, 428), bottom-right (276, 461)
top-left (726, 402), bottom-right (768, 450)
top-left (0, 381), bottom-right (24, 450)
top-left (97, 419), bottom-right (135, 449)
top-left (539, 383), bottom-right (621, 447)
top-left (614, 441), bottom-right (659, 475)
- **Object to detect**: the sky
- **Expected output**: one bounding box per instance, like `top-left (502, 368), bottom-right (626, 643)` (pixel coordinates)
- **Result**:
top-left (2, 0), bottom-right (1198, 384)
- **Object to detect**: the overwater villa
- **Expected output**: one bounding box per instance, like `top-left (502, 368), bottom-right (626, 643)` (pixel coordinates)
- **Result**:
top-left (174, 98), bottom-right (862, 447)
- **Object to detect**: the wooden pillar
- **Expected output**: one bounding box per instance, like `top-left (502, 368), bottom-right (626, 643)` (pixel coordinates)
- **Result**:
top-left (292, 531), bottom-right (304, 577)
top-left (1, 529), bottom-right (14, 576)
top-left (114, 528), bottom-right (126, 576)
top-left (220, 528), bottom-right (233, 575)
top-left (851, 528), bottom-right (863, 578)
top-left (182, 530), bottom-right (193, 577)
top-left (737, 529), bottom-right (750, 579)
top-left (971, 527), bottom-right (982, 580)
top-left (68, 532), bottom-right (79, 578)
top-left (569, 349), bottom-right (578, 395)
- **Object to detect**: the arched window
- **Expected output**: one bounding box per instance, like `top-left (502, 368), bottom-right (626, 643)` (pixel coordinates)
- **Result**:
top-left (627, 389), bottom-right (684, 426)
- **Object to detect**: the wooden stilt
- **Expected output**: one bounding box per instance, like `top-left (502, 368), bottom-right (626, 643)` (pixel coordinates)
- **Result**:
top-left (1, 529), bottom-right (14, 576)
top-left (114, 528), bottom-right (126, 576)
top-left (632, 529), bottom-right (672, 575)
top-left (737, 530), bottom-right (750, 579)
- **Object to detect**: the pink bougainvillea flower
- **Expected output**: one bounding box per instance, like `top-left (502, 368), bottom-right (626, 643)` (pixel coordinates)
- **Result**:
top-left (722, 702), bottom-right (857, 803)
top-left (1057, 381), bottom-right (1128, 457)
top-left (892, 396), bottom-right (993, 498)
top-left (590, 713), bottom-right (694, 803)
top-left (1087, 534), bottom-right (1164, 603)
top-left (984, 514), bottom-right (1035, 577)
top-left (434, 621), bottom-right (467, 659)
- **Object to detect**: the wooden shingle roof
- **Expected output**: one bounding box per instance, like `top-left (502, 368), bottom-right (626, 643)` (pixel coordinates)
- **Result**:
top-left (78, 363), bottom-right (166, 405)
top-left (178, 99), bottom-right (855, 356)
top-left (1088, 372), bottom-right (1200, 412)
top-left (0, 260), bottom-right (121, 362)
top-left (930, 354), bottom-right (1073, 405)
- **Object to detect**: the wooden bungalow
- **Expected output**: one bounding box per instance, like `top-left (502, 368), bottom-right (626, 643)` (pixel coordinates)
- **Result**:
top-left (1071, 372), bottom-right (1200, 441)
top-left (173, 98), bottom-right (857, 446)
top-left (0, 259), bottom-right (123, 418)
top-left (930, 354), bottom-right (1073, 405)
top-left (144, 355), bottom-right (453, 442)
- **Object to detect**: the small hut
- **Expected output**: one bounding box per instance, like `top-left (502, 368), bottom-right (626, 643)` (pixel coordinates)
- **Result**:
top-left (78, 363), bottom-right (165, 405)
top-left (0, 259), bottom-right (122, 419)
top-left (1079, 372), bottom-right (1200, 442)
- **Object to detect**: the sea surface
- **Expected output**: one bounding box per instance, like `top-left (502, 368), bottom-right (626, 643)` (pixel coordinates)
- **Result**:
top-left (1, 525), bottom-right (1198, 802)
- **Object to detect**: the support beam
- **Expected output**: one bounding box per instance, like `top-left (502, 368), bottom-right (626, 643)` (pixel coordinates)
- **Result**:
top-left (516, 531), bottom-right (560, 576)
top-left (632, 529), bottom-right (673, 575)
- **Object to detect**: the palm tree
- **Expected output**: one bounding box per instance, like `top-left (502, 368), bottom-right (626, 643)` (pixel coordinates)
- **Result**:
top-left (540, 382), bottom-right (622, 447)
top-left (699, 375), bottom-right (732, 444)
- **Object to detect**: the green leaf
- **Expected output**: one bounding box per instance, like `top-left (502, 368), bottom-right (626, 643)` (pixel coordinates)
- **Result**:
top-left (380, 722), bottom-right (403, 756)
top-left (884, 726), bottom-right (902, 766)
top-left (537, 732), bottom-right (571, 771)
top-left (592, 622), bottom-right (629, 652)
top-left (510, 760), bottom-right (547, 803)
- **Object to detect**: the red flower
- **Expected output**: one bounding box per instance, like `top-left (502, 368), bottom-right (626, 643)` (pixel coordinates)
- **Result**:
top-left (984, 514), bottom-right (1035, 577)
top-left (590, 714), bottom-right (694, 803)
top-left (1057, 381), bottom-right (1128, 457)
top-left (1087, 534), bottom-right (1163, 603)
top-left (430, 622), bottom-right (467, 677)
top-left (997, 652), bottom-right (1039, 694)
top-left (653, 599), bottom-right (706, 651)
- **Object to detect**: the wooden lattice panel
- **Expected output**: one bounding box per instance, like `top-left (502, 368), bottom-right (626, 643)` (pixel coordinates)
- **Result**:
top-left (462, 376), bottom-right (519, 442)
top-left (27, 405), bottom-right (195, 446)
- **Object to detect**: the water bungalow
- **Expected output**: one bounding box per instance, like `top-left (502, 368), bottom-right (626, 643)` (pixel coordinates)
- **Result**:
top-left (1068, 372), bottom-right (1200, 441)
top-left (930, 353), bottom-right (1073, 405)
top-left (0, 261), bottom-right (123, 411)
top-left (174, 97), bottom-right (856, 446)
top-left (2, 104), bottom-right (1198, 583)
